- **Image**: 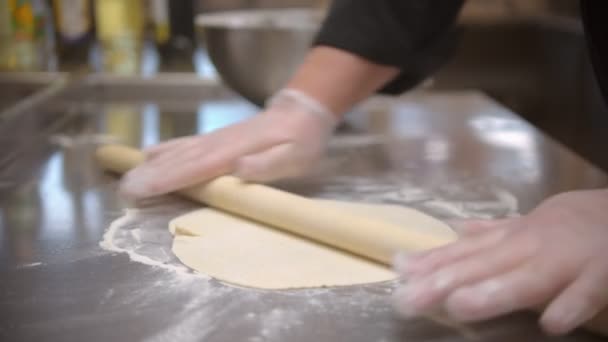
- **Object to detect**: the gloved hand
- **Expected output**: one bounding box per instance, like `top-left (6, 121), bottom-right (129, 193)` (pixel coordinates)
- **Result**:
top-left (119, 89), bottom-right (338, 199)
top-left (392, 189), bottom-right (608, 336)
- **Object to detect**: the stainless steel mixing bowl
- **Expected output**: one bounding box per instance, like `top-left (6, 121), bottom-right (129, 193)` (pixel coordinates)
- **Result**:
top-left (195, 9), bottom-right (323, 106)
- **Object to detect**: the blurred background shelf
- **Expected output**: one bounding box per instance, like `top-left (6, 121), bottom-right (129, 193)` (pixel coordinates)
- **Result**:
top-left (1, 0), bottom-right (606, 174)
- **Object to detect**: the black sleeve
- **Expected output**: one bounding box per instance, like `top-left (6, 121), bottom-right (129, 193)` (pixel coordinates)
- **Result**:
top-left (314, 0), bottom-right (464, 94)
top-left (581, 0), bottom-right (608, 105)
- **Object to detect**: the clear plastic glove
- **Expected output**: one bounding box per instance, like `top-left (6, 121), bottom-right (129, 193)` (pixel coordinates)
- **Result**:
top-left (392, 189), bottom-right (608, 335)
top-left (119, 89), bottom-right (338, 199)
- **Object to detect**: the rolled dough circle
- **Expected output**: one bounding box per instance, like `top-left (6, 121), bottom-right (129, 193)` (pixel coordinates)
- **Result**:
top-left (169, 200), bottom-right (456, 289)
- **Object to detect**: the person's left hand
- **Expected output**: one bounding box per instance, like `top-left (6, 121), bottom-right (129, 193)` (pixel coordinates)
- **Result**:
top-left (392, 189), bottom-right (608, 335)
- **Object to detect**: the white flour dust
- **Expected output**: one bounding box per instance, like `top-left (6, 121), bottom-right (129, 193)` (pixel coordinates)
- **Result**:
top-left (315, 175), bottom-right (519, 221)
top-left (99, 197), bottom-right (202, 276)
top-left (17, 262), bottom-right (43, 269)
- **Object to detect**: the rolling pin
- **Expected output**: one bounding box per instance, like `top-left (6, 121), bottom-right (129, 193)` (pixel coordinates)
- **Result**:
top-left (95, 144), bottom-right (456, 266)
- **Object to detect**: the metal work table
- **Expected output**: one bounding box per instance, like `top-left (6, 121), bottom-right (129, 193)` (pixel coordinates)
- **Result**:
top-left (0, 75), bottom-right (606, 341)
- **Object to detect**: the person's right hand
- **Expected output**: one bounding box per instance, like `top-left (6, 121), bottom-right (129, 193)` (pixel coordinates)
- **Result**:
top-left (392, 189), bottom-right (608, 336)
top-left (119, 90), bottom-right (338, 199)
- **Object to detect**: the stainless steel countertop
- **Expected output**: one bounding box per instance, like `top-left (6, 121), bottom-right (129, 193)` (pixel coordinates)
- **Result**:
top-left (1, 77), bottom-right (607, 342)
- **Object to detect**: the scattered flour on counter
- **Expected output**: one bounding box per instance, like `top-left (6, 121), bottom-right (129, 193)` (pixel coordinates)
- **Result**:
top-left (97, 197), bottom-right (406, 341)
top-left (145, 301), bottom-right (219, 342)
top-left (99, 199), bottom-right (204, 277)
top-left (99, 288), bottom-right (115, 305)
top-left (149, 296), bottom-right (220, 341)
top-left (315, 175), bottom-right (519, 221)
top-left (130, 228), bottom-right (142, 243)
top-left (96, 174), bottom-right (519, 342)
top-left (249, 308), bottom-right (303, 342)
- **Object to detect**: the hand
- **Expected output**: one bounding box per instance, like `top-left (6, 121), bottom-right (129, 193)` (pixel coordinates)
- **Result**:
top-left (392, 189), bottom-right (608, 335)
top-left (119, 89), bottom-right (338, 199)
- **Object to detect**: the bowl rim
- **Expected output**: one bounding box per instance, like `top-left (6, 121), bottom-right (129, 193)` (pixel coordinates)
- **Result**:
top-left (195, 8), bottom-right (324, 32)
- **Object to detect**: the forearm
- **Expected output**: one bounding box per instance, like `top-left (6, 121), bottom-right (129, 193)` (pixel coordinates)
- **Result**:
top-left (284, 46), bottom-right (400, 118)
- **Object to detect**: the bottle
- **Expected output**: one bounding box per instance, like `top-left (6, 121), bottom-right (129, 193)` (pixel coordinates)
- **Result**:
top-left (0, 0), bottom-right (56, 71)
top-left (52, 0), bottom-right (93, 69)
top-left (93, 0), bottom-right (145, 75)
top-left (0, 0), bottom-right (13, 70)
top-left (2, 0), bottom-right (38, 71)
top-left (33, 0), bottom-right (57, 70)
top-left (148, 0), bottom-right (170, 49)
top-left (168, 0), bottom-right (195, 47)
top-left (148, 0), bottom-right (195, 71)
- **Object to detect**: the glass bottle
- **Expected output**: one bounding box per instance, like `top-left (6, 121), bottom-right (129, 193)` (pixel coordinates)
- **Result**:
top-left (93, 0), bottom-right (145, 75)
top-left (52, 0), bottom-right (93, 69)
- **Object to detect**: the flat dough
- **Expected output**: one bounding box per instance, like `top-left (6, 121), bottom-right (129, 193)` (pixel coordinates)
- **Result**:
top-left (169, 200), bottom-right (456, 289)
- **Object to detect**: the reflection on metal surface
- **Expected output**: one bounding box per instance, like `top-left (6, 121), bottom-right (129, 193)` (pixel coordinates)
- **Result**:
top-left (103, 104), bottom-right (142, 146)
top-left (193, 46), bottom-right (219, 79)
top-left (141, 103), bottom-right (161, 148)
top-left (424, 137), bottom-right (451, 162)
top-left (389, 103), bottom-right (437, 138)
top-left (470, 115), bottom-right (542, 184)
top-left (160, 106), bottom-right (198, 140)
top-left (470, 116), bottom-right (535, 150)
top-left (197, 100), bottom-right (257, 133)
top-left (40, 152), bottom-right (73, 236)
top-left (2, 183), bottom-right (41, 265)
top-left (141, 40), bottom-right (161, 77)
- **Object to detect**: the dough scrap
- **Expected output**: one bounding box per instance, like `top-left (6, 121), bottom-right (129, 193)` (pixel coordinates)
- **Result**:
top-left (169, 200), bottom-right (456, 289)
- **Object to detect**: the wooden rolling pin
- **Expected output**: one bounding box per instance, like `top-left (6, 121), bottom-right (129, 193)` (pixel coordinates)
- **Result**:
top-left (95, 144), bottom-right (455, 266)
